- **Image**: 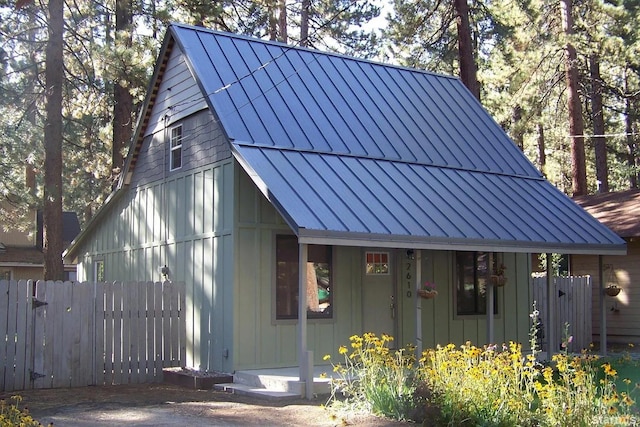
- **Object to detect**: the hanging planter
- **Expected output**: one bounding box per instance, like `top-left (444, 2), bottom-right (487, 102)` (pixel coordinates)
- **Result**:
top-left (605, 285), bottom-right (621, 297)
top-left (490, 275), bottom-right (507, 287)
top-left (417, 289), bottom-right (438, 299)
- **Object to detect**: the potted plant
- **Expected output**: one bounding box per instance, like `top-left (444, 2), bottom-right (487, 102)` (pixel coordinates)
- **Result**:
top-left (605, 285), bottom-right (621, 297)
top-left (490, 263), bottom-right (507, 287)
top-left (418, 281), bottom-right (438, 299)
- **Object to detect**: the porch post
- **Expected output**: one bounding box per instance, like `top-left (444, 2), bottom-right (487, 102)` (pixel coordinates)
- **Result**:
top-left (298, 243), bottom-right (313, 398)
top-left (487, 273), bottom-right (495, 344)
top-left (546, 253), bottom-right (555, 354)
top-left (415, 249), bottom-right (422, 354)
top-left (598, 255), bottom-right (607, 356)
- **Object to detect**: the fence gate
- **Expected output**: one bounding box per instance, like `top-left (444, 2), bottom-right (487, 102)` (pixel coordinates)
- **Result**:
top-left (531, 275), bottom-right (592, 353)
top-left (1, 280), bottom-right (185, 392)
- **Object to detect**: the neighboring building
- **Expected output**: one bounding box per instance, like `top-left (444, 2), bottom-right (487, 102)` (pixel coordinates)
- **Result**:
top-left (64, 24), bottom-right (625, 375)
top-left (572, 190), bottom-right (640, 346)
top-left (0, 207), bottom-right (80, 281)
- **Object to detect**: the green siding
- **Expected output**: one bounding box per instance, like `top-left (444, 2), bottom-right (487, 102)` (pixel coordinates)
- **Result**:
top-left (411, 251), bottom-right (532, 349)
top-left (233, 167), bottom-right (363, 369)
top-left (75, 159), bottom-right (235, 373)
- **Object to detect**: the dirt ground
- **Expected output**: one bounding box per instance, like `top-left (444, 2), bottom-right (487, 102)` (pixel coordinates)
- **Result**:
top-left (3, 383), bottom-right (411, 426)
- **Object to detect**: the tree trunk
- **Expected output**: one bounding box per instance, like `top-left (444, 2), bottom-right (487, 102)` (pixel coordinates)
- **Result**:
top-left (589, 54), bottom-right (608, 193)
top-left (300, 0), bottom-right (310, 47)
top-left (560, 0), bottom-right (587, 196)
top-left (43, 0), bottom-right (65, 280)
top-left (454, 0), bottom-right (480, 100)
top-left (538, 123), bottom-right (546, 177)
top-left (278, 0), bottom-right (287, 43)
top-left (512, 105), bottom-right (524, 150)
top-left (113, 0), bottom-right (133, 180)
top-left (626, 98), bottom-right (637, 189)
top-left (268, 0), bottom-right (278, 40)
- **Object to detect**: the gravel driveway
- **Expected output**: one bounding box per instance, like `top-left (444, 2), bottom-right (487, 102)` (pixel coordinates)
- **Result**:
top-left (4, 383), bottom-right (409, 426)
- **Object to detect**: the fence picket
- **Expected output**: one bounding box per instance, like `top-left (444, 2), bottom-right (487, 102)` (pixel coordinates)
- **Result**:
top-left (153, 283), bottom-right (163, 382)
top-left (102, 282), bottom-right (113, 385)
top-left (145, 282), bottom-right (155, 382)
top-left (0, 280), bottom-right (10, 390)
top-left (113, 281), bottom-right (124, 384)
top-left (126, 281), bottom-right (138, 383)
top-left (14, 280), bottom-right (32, 391)
top-left (4, 279), bottom-right (19, 391)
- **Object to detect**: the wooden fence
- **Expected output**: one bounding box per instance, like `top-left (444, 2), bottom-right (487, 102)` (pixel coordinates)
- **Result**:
top-left (0, 280), bottom-right (185, 392)
top-left (531, 275), bottom-right (592, 353)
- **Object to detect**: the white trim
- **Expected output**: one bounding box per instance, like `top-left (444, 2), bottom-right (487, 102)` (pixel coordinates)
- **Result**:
top-left (169, 124), bottom-right (183, 171)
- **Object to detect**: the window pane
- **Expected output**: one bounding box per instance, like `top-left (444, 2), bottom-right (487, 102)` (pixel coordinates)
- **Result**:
top-left (276, 235), bottom-right (332, 319)
top-left (365, 251), bottom-right (390, 275)
top-left (456, 251), bottom-right (497, 316)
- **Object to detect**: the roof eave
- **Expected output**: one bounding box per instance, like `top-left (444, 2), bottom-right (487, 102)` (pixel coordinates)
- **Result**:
top-left (63, 188), bottom-right (127, 262)
top-left (296, 229), bottom-right (627, 256)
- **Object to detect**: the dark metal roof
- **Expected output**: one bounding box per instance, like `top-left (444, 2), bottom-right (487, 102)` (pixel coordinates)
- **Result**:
top-left (169, 24), bottom-right (625, 254)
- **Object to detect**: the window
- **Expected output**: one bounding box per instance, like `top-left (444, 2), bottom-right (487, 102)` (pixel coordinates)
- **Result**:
top-left (455, 252), bottom-right (498, 316)
top-left (276, 235), bottom-right (332, 320)
top-left (94, 260), bottom-right (105, 282)
top-left (170, 125), bottom-right (183, 170)
top-left (365, 251), bottom-right (389, 275)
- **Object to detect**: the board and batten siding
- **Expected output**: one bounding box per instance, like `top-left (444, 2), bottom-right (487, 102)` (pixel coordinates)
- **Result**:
top-left (76, 158), bottom-right (234, 373)
top-left (233, 167), bottom-right (363, 370)
top-left (571, 241), bottom-right (640, 345)
top-left (399, 251), bottom-right (533, 350)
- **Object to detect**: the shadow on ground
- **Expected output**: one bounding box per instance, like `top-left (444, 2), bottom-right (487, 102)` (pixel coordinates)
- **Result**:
top-left (2, 383), bottom-right (409, 426)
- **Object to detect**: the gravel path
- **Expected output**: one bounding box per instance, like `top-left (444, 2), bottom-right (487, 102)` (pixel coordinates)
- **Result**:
top-left (4, 383), bottom-right (409, 426)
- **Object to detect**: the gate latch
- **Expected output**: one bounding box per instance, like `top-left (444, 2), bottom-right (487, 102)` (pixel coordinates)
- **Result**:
top-left (29, 370), bottom-right (46, 381)
top-left (32, 297), bottom-right (48, 309)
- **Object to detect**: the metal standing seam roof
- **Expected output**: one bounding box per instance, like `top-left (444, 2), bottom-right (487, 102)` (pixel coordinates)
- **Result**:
top-left (169, 23), bottom-right (625, 255)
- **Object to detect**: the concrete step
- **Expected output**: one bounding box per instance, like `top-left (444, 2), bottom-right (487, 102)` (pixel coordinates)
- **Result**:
top-left (214, 382), bottom-right (301, 401)
top-left (216, 366), bottom-right (333, 400)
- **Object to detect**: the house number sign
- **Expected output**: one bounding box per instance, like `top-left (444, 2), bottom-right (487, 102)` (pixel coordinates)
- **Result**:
top-left (406, 260), bottom-right (413, 298)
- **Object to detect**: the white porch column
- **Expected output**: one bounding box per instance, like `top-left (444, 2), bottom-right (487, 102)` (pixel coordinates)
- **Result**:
top-left (598, 255), bottom-right (607, 356)
top-left (546, 253), bottom-right (555, 354)
top-left (415, 249), bottom-right (423, 354)
top-left (487, 278), bottom-right (495, 344)
top-left (297, 243), bottom-right (313, 399)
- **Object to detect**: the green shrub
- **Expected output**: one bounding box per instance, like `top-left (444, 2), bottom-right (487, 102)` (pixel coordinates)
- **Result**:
top-left (324, 333), bottom-right (421, 420)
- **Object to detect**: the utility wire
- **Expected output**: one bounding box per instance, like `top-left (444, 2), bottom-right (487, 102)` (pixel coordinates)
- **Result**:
top-left (167, 0), bottom-right (372, 116)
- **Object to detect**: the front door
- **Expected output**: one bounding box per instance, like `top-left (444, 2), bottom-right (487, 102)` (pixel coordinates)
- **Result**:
top-left (362, 249), bottom-right (397, 338)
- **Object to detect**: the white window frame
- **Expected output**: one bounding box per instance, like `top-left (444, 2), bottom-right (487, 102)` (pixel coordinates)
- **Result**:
top-left (170, 124), bottom-right (183, 171)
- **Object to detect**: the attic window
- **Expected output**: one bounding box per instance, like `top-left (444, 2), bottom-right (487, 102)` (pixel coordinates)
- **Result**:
top-left (170, 125), bottom-right (183, 170)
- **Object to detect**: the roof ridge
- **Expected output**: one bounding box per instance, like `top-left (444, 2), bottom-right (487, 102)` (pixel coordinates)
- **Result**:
top-left (169, 22), bottom-right (460, 81)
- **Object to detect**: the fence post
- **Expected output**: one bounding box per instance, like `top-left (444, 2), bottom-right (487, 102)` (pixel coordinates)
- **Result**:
top-left (598, 256), bottom-right (607, 356)
top-left (546, 255), bottom-right (555, 354)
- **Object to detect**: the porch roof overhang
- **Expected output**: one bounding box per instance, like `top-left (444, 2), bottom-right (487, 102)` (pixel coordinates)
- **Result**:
top-left (232, 143), bottom-right (626, 256)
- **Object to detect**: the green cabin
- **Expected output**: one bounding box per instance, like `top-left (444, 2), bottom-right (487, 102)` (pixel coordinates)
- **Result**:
top-left (65, 24), bottom-right (625, 378)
